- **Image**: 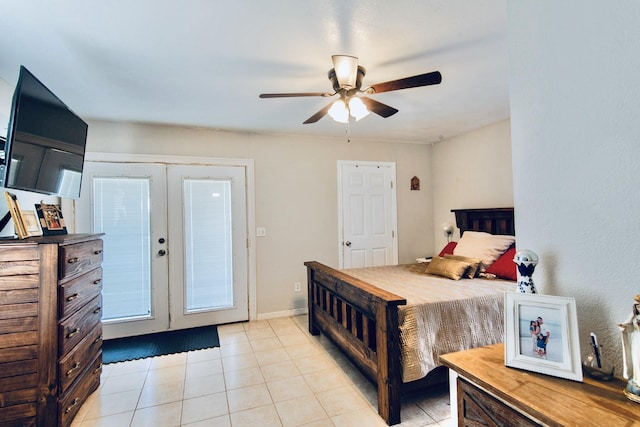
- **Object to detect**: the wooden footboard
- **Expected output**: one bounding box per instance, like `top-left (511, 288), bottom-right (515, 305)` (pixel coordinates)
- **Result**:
top-left (304, 261), bottom-right (407, 425)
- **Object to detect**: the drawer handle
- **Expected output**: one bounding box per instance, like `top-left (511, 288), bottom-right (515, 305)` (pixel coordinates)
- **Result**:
top-left (94, 249), bottom-right (103, 255)
top-left (67, 257), bottom-right (79, 264)
top-left (66, 362), bottom-right (81, 376)
top-left (93, 307), bottom-right (102, 314)
top-left (65, 397), bottom-right (80, 413)
top-left (67, 328), bottom-right (80, 338)
top-left (93, 366), bottom-right (101, 375)
top-left (93, 278), bottom-right (102, 285)
top-left (94, 335), bottom-right (103, 344)
top-left (66, 293), bottom-right (79, 302)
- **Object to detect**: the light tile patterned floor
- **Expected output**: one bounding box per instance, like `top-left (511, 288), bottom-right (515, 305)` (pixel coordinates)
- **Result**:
top-left (71, 315), bottom-right (453, 427)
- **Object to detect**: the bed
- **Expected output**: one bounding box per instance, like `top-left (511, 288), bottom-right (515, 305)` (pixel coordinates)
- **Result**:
top-left (304, 207), bottom-right (516, 425)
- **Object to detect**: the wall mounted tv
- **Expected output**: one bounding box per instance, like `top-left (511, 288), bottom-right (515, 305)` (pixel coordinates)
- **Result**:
top-left (2, 65), bottom-right (88, 199)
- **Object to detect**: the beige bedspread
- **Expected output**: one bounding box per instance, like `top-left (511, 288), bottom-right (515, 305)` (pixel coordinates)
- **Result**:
top-left (342, 263), bottom-right (516, 382)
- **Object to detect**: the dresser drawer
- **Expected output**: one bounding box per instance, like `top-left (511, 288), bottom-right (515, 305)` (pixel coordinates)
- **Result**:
top-left (58, 351), bottom-right (101, 427)
top-left (458, 378), bottom-right (540, 427)
top-left (58, 267), bottom-right (102, 320)
top-left (58, 324), bottom-right (102, 395)
top-left (59, 240), bottom-right (103, 281)
top-left (58, 296), bottom-right (102, 356)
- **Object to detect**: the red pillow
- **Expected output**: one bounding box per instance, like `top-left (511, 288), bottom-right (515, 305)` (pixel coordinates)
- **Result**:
top-left (438, 241), bottom-right (457, 257)
top-left (485, 246), bottom-right (517, 281)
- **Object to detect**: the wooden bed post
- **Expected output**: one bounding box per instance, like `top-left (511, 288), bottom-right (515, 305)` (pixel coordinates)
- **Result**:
top-left (307, 266), bottom-right (320, 335)
top-left (376, 301), bottom-right (403, 425)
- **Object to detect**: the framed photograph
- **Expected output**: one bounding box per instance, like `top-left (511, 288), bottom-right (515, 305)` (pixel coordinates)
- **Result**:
top-left (35, 203), bottom-right (67, 236)
top-left (3, 191), bottom-right (28, 239)
top-left (504, 292), bottom-right (583, 382)
top-left (20, 210), bottom-right (42, 237)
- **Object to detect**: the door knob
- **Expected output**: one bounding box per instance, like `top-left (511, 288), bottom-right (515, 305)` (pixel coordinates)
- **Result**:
top-left (345, 241), bottom-right (352, 247)
top-left (158, 249), bottom-right (167, 256)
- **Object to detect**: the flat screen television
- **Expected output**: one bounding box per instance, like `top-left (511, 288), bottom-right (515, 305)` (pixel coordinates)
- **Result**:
top-left (2, 66), bottom-right (88, 199)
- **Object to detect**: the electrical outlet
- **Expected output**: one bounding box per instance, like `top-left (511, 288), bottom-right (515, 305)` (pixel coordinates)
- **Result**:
top-left (294, 282), bottom-right (301, 292)
top-left (256, 227), bottom-right (266, 237)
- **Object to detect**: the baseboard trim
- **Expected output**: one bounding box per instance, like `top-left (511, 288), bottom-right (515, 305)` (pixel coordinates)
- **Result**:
top-left (256, 307), bottom-right (308, 321)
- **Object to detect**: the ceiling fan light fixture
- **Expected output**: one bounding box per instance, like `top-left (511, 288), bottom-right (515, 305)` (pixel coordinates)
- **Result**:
top-left (332, 55), bottom-right (358, 88)
top-left (348, 97), bottom-right (369, 121)
top-left (328, 99), bottom-right (349, 123)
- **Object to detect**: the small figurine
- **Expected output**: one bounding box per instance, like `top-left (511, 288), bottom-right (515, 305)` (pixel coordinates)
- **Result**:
top-left (618, 294), bottom-right (640, 403)
top-left (513, 249), bottom-right (538, 293)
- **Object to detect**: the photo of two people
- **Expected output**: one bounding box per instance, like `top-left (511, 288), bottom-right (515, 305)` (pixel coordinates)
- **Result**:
top-left (519, 306), bottom-right (563, 363)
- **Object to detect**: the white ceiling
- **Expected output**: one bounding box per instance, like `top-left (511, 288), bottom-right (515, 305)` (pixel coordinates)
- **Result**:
top-left (0, 0), bottom-right (509, 144)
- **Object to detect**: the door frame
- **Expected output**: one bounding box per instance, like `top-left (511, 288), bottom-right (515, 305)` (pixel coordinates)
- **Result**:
top-left (336, 160), bottom-right (398, 268)
top-left (65, 152), bottom-right (257, 322)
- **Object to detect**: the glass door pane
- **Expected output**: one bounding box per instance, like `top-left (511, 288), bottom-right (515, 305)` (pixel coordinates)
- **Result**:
top-left (93, 177), bottom-right (152, 320)
top-left (183, 179), bottom-right (233, 311)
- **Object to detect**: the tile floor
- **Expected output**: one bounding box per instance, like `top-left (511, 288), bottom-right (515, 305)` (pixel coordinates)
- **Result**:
top-left (71, 315), bottom-right (453, 427)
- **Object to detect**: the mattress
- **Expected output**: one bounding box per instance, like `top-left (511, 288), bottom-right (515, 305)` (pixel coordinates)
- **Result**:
top-left (342, 263), bottom-right (516, 382)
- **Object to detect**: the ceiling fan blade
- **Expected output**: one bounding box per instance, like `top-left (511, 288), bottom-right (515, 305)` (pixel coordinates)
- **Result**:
top-left (367, 71), bottom-right (442, 94)
top-left (259, 92), bottom-right (331, 98)
top-left (303, 102), bottom-right (333, 124)
top-left (360, 96), bottom-right (398, 118)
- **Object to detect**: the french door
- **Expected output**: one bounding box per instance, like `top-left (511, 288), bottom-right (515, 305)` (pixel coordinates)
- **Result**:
top-left (76, 160), bottom-right (249, 339)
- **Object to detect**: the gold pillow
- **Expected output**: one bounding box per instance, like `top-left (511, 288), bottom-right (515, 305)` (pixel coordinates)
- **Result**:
top-left (444, 254), bottom-right (483, 278)
top-left (425, 256), bottom-right (472, 280)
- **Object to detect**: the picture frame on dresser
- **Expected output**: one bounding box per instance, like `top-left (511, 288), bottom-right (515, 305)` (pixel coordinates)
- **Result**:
top-left (35, 202), bottom-right (68, 235)
top-left (504, 292), bottom-right (583, 382)
top-left (20, 209), bottom-right (42, 236)
top-left (3, 191), bottom-right (28, 238)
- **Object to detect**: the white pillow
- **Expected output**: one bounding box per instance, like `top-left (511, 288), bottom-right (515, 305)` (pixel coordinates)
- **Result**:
top-left (453, 231), bottom-right (515, 272)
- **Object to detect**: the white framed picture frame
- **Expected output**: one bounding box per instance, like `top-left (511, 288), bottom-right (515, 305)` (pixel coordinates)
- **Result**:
top-left (504, 292), bottom-right (583, 382)
top-left (20, 210), bottom-right (42, 237)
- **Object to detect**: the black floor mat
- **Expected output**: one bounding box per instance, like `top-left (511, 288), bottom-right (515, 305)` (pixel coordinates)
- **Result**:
top-left (102, 325), bottom-right (220, 364)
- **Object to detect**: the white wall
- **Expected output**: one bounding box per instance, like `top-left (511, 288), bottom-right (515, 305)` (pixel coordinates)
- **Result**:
top-left (83, 120), bottom-right (434, 317)
top-left (508, 1), bottom-right (640, 373)
top-left (431, 119), bottom-right (514, 251)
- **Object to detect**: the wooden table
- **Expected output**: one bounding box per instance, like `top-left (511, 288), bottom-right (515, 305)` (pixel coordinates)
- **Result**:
top-left (440, 343), bottom-right (640, 426)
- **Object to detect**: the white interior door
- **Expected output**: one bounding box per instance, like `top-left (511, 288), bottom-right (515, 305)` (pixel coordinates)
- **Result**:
top-left (76, 160), bottom-right (249, 339)
top-left (338, 161), bottom-right (398, 269)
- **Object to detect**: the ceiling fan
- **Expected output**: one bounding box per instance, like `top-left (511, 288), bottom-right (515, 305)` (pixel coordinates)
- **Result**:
top-left (259, 55), bottom-right (442, 124)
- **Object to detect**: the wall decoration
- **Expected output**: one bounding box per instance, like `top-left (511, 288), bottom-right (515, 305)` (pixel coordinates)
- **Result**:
top-left (504, 292), bottom-right (583, 382)
top-left (35, 202), bottom-right (67, 236)
top-left (410, 176), bottom-right (420, 190)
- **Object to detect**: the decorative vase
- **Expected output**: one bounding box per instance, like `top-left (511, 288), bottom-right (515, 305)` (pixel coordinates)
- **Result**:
top-left (513, 249), bottom-right (538, 293)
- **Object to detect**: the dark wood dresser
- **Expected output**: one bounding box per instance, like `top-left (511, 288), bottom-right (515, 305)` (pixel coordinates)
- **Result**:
top-left (0, 234), bottom-right (104, 427)
top-left (440, 343), bottom-right (640, 426)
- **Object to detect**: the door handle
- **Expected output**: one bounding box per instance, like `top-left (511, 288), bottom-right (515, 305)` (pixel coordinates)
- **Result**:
top-left (345, 241), bottom-right (351, 247)
top-left (158, 249), bottom-right (167, 256)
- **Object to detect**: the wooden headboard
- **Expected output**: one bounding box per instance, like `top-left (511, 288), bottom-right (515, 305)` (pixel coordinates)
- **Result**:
top-left (451, 207), bottom-right (515, 236)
